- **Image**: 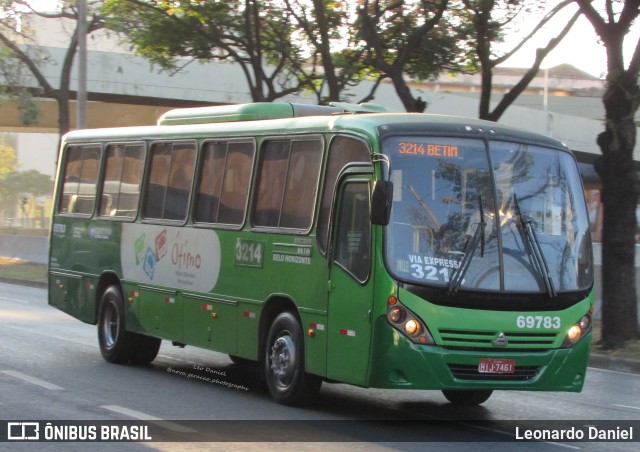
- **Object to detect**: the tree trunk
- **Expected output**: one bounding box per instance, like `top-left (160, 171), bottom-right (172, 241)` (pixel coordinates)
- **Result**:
top-left (388, 70), bottom-right (425, 113)
top-left (596, 71), bottom-right (640, 348)
top-left (312, 0), bottom-right (340, 102)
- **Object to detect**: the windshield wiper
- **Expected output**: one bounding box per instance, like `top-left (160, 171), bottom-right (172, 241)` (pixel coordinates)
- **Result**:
top-left (513, 194), bottom-right (556, 299)
top-left (448, 196), bottom-right (486, 295)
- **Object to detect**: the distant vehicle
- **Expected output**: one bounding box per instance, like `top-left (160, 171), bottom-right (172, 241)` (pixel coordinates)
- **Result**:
top-left (49, 102), bottom-right (593, 406)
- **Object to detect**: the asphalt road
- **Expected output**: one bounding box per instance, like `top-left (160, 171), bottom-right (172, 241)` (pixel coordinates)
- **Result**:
top-left (1, 282), bottom-right (639, 451)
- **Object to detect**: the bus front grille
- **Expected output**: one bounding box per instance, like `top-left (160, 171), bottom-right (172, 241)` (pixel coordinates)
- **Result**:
top-left (438, 328), bottom-right (557, 350)
top-left (447, 364), bottom-right (542, 381)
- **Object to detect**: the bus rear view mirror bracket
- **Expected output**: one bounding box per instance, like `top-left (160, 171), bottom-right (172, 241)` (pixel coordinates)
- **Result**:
top-left (371, 180), bottom-right (393, 226)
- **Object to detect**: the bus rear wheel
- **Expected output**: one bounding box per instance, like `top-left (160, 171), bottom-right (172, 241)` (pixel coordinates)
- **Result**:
top-left (97, 285), bottom-right (160, 364)
top-left (264, 312), bottom-right (321, 405)
top-left (442, 389), bottom-right (493, 405)
top-left (98, 286), bottom-right (132, 363)
top-left (129, 334), bottom-right (161, 365)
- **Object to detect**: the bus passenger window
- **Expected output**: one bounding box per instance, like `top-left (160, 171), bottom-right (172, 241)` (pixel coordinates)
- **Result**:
top-left (100, 143), bottom-right (145, 218)
top-left (253, 136), bottom-right (322, 231)
top-left (218, 142), bottom-right (254, 225)
top-left (143, 141), bottom-right (196, 221)
top-left (194, 140), bottom-right (255, 226)
top-left (254, 140), bottom-right (289, 227)
top-left (59, 145), bottom-right (101, 215)
top-left (280, 140), bottom-right (322, 229)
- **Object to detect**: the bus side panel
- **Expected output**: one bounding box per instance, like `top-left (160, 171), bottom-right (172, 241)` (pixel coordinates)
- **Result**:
top-left (48, 271), bottom-right (86, 321)
top-left (120, 223), bottom-right (225, 343)
top-left (138, 286), bottom-right (183, 342)
top-left (49, 217), bottom-right (122, 324)
top-left (183, 295), bottom-right (238, 353)
top-left (235, 300), bottom-right (261, 360)
top-left (212, 231), bottom-right (329, 376)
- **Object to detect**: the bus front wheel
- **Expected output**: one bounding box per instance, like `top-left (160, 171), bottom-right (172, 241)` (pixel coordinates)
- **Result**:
top-left (264, 312), bottom-right (321, 405)
top-left (442, 389), bottom-right (493, 405)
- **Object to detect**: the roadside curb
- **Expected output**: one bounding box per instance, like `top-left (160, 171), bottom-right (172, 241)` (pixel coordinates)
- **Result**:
top-left (0, 276), bottom-right (47, 289)
top-left (589, 353), bottom-right (640, 375)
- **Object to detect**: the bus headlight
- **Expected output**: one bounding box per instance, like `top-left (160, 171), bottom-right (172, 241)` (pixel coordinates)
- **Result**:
top-left (388, 307), bottom-right (404, 323)
top-left (386, 296), bottom-right (434, 345)
top-left (566, 325), bottom-right (582, 342)
top-left (404, 319), bottom-right (421, 336)
top-left (562, 313), bottom-right (592, 347)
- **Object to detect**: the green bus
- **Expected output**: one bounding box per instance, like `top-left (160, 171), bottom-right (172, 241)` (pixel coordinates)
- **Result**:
top-left (48, 102), bottom-right (594, 406)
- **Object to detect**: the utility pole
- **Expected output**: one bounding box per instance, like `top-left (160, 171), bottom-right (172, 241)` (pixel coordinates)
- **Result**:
top-left (76, 0), bottom-right (87, 129)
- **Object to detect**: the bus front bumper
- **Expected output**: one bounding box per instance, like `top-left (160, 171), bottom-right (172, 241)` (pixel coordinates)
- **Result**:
top-left (368, 318), bottom-right (591, 393)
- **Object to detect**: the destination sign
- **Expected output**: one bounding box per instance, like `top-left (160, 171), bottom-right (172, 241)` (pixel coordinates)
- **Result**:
top-left (397, 142), bottom-right (459, 158)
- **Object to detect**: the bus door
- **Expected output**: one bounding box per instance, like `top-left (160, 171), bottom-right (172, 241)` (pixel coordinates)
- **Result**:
top-left (327, 176), bottom-right (374, 385)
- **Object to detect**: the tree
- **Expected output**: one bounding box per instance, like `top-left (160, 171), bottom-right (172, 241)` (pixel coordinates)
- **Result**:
top-left (0, 143), bottom-right (17, 175)
top-left (0, 1), bottom-right (105, 135)
top-left (103, 0), bottom-right (305, 102)
top-left (574, 0), bottom-right (640, 348)
top-left (358, 0), bottom-right (468, 112)
top-left (282, 0), bottom-right (373, 103)
top-left (463, 0), bottom-right (581, 121)
top-left (0, 169), bottom-right (52, 222)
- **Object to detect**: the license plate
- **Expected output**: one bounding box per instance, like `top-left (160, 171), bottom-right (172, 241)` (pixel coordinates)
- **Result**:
top-left (478, 358), bottom-right (515, 374)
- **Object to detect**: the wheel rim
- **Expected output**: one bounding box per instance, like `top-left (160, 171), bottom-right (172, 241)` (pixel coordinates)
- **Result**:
top-left (269, 333), bottom-right (297, 388)
top-left (100, 300), bottom-right (119, 350)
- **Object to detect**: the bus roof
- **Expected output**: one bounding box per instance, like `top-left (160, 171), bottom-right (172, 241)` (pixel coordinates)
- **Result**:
top-left (61, 103), bottom-right (568, 151)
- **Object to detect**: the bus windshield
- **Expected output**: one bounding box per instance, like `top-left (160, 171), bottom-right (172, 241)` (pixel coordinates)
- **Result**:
top-left (383, 136), bottom-right (593, 295)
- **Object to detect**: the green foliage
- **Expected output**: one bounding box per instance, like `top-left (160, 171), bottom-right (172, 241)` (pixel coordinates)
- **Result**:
top-left (0, 169), bottom-right (53, 211)
top-left (17, 90), bottom-right (41, 125)
top-left (0, 144), bottom-right (17, 175)
top-left (358, 0), bottom-right (475, 80)
top-left (102, 0), bottom-right (305, 101)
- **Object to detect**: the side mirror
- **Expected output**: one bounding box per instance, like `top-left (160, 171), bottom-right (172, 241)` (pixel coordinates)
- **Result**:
top-left (371, 180), bottom-right (393, 226)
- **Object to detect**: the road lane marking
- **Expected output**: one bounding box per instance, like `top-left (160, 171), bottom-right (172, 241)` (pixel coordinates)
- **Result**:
top-left (612, 404), bottom-right (640, 411)
top-left (1, 370), bottom-right (63, 390)
top-left (101, 405), bottom-right (196, 433)
top-left (0, 296), bottom-right (29, 303)
top-left (588, 366), bottom-right (640, 377)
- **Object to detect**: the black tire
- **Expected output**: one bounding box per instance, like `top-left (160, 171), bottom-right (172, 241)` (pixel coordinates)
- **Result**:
top-left (98, 286), bottom-right (161, 365)
top-left (264, 312), bottom-right (321, 405)
top-left (442, 389), bottom-right (493, 405)
top-left (97, 286), bottom-right (133, 363)
top-left (129, 335), bottom-right (161, 365)
top-left (229, 355), bottom-right (254, 366)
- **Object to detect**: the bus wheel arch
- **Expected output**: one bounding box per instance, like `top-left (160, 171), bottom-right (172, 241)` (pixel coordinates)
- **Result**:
top-left (258, 296), bottom-right (298, 364)
top-left (94, 272), bottom-right (122, 325)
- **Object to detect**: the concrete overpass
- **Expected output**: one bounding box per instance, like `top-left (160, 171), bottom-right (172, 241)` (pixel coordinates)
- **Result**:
top-left (0, 45), bottom-right (263, 133)
top-left (2, 44), bottom-right (633, 161)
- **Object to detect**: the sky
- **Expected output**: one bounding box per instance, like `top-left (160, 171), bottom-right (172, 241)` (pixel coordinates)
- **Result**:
top-left (498, 4), bottom-right (640, 79)
top-left (24, 0), bottom-right (640, 79)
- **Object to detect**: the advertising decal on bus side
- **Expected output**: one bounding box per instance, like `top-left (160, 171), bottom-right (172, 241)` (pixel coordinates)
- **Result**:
top-left (120, 224), bottom-right (221, 292)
